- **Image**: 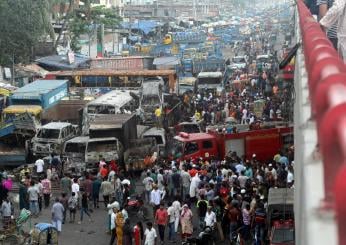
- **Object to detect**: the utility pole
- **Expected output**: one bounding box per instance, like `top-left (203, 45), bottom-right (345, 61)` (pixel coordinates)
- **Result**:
top-left (12, 53), bottom-right (15, 86)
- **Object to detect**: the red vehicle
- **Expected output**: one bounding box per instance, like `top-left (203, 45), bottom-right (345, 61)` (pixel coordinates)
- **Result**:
top-left (270, 220), bottom-right (295, 245)
top-left (171, 126), bottom-right (293, 161)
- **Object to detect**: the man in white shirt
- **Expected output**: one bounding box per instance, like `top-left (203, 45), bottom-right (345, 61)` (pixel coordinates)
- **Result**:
top-left (143, 172), bottom-right (154, 203)
top-left (150, 185), bottom-right (161, 215)
top-left (35, 158), bottom-right (44, 176)
top-left (180, 168), bottom-right (191, 201)
top-left (172, 197), bottom-right (181, 232)
top-left (167, 202), bottom-right (176, 241)
top-left (241, 108), bottom-right (248, 124)
top-left (204, 206), bottom-right (216, 228)
top-left (71, 178), bottom-right (80, 198)
top-left (144, 222), bottom-right (157, 245)
top-left (109, 208), bottom-right (117, 244)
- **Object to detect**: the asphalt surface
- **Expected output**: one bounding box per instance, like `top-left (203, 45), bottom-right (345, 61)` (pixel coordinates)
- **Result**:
top-left (7, 180), bottom-right (230, 245)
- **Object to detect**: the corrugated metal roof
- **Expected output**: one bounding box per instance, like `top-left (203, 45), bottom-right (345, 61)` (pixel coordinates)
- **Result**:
top-left (36, 55), bottom-right (90, 70)
top-left (12, 80), bottom-right (67, 97)
top-left (153, 56), bottom-right (180, 66)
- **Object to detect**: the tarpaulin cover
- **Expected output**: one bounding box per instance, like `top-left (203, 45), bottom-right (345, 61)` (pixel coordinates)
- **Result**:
top-left (121, 20), bottom-right (159, 35)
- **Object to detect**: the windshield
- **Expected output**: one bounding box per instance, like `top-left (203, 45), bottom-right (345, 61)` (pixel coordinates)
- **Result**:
top-left (65, 142), bottom-right (86, 153)
top-left (87, 105), bottom-right (117, 114)
top-left (87, 140), bottom-right (117, 152)
top-left (233, 57), bottom-right (246, 63)
top-left (198, 77), bottom-right (222, 85)
top-left (171, 139), bottom-right (184, 158)
top-left (142, 95), bottom-right (160, 105)
top-left (272, 228), bottom-right (294, 243)
top-left (143, 135), bottom-right (163, 145)
top-left (37, 128), bottom-right (60, 139)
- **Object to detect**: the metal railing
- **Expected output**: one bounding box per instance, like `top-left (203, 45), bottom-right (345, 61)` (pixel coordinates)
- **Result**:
top-left (296, 1), bottom-right (346, 244)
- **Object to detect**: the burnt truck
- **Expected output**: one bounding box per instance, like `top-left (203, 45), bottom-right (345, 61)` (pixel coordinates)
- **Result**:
top-left (63, 136), bottom-right (123, 172)
top-left (29, 122), bottom-right (79, 158)
top-left (138, 77), bottom-right (164, 125)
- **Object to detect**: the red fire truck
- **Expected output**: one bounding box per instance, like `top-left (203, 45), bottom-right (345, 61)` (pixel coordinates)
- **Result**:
top-left (171, 126), bottom-right (293, 162)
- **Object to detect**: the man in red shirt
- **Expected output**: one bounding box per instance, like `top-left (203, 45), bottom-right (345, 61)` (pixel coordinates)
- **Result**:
top-left (100, 165), bottom-right (108, 179)
top-left (155, 202), bottom-right (168, 244)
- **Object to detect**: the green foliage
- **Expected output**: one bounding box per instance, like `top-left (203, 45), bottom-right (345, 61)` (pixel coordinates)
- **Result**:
top-left (0, 0), bottom-right (53, 65)
top-left (68, 2), bottom-right (121, 52)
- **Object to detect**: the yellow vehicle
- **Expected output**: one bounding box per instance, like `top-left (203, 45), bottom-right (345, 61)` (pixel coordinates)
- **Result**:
top-left (3, 105), bottom-right (42, 120)
top-left (163, 34), bottom-right (173, 45)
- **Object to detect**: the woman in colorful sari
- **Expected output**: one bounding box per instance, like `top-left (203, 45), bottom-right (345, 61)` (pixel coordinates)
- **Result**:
top-left (180, 204), bottom-right (193, 240)
top-left (115, 210), bottom-right (125, 245)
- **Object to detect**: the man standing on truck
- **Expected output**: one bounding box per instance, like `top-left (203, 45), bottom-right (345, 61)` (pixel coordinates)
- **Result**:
top-left (154, 106), bottom-right (162, 128)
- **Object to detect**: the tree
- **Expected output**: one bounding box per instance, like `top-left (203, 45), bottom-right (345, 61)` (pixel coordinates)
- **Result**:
top-left (68, 1), bottom-right (121, 52)
top-left (0, 0), bottom-right (55, 65)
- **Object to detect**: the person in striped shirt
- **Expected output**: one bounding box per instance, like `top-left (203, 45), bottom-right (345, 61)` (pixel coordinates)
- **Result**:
top-left (320, 0), bottom-right (346, 61)
top-left (317, 0), bottom-right (339, 49)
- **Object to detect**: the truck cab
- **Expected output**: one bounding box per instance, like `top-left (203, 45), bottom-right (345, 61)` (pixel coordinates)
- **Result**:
top-left (142, 127), bottom-right (166, 157)
top-left (231, 56), bottom-right (248, 69)
top-left (172, 132), bottom-right (218, 160)
top-left (63, 136), bottom-right (123, 172)
top-left (31, 122), bottom-right (78, 158)
top-left (1, 105), bottom-right (42, 138)
top-left (197, 72), bottom-right (224, 95)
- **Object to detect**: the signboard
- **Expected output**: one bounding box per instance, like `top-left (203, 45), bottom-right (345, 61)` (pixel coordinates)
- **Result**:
top-left (90, 57), bottom-right (144, 70)
top-left (48, 89), bottom-right (67, 105)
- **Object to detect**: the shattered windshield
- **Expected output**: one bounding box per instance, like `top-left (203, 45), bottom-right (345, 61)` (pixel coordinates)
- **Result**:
top-left (142, 95), bottom-right (160, 105)
top-left (37, 129), bottom-right (60, 139)
top-left (65, 142), bottom-right (86, 153)
top-left (87, 140), bottom-right (118, 152)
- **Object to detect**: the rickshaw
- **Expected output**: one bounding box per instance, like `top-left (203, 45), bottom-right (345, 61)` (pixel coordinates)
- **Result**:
top-left (30, 223), bottom-right (58, 245)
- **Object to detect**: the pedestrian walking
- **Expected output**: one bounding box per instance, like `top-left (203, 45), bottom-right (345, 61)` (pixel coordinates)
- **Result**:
top-left (60, 175), bottom-right (72, 195)
top-left (150, 185), bottom-right (161, 216)
top-left (167, 201), bottom-right (176, 241)
top-left (51, 197), bottom-right (64, 234)
top-left (180, 204), bottom-right (193, 240)
top-left (78, 192), bottom-right (92, 224)
top-left (35, 158), bottom-right (44, 177)
top-left (133, 221), bottom-right (144, 245)
top-left (144, 222), bottom-right (157, 245)
top-left (27, 180), bottom-right (39, 216)
top-left (109, 207), bottom-right (118, 245)
top-left (115, 210), bottom-right (125, 245)
top-left (155, 202), bottom-right (168, 244)
top-left (92, 176), bottom-right (102, 208)
top-left (41, 175), bottom-right (51, 208)
top-left (34, 178), bottom-right (43, 213)
top-left (68, 192), bottom-right (78, 223)
top-left (59, 193), bottom-right (68, 224)
top-left (19, 180), bottom-right (29, 210)
top-left (100, 178), bottom-right (113, 208)
top-left (172, 196), bottom-right (181, 233)
top-left (0, 197), bottom-right (12, 229)
top-left (123, 218), bottom-right (132, 245)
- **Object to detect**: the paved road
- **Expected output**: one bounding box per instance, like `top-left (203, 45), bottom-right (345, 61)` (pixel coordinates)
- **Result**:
top-left (8, 180), bottom-right (229, 245)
